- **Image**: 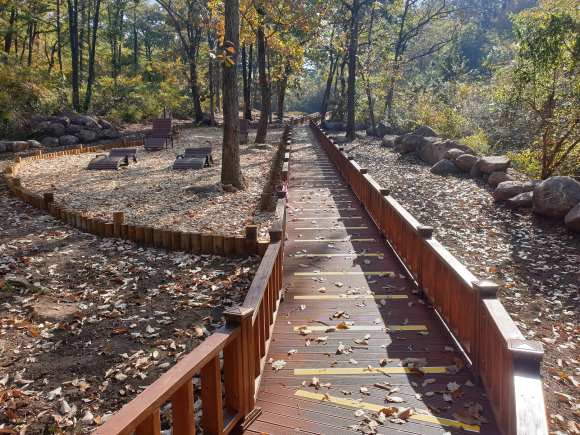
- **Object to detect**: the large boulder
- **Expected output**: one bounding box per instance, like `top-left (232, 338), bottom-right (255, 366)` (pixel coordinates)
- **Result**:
top-left (469, 163), bottom-right (484, 178)
top-left (366, 126), bottom-right (374, 136)
top-left (492, 181), bottom-right (524, 202)
top-left (59, 135), bottom-right (79, 146)
top-left (66, 124), bottom-right (84, 134)
top-left (0, 142), bottom-right (6, 152)
top-left (98, 119), bottom-right (114, 130)
top-left (455, 154), bottom-right (478, 172)
top-left (412, 126), bottom-right (438, 137)
top-left (77, 129), bottom-right (99, 143)
top-left (476, 156), bottom-right (511, 174)
top-left (54, 117), bottom-right (70, 127)
top-left (376, 122), bottom-right (392, 137)
top-left (41, 137), bottom-right (60, 147)
top-left (30, 115), bottom-right (46, 123)
top-left (381, 135), bottom-right (397, 148)
top-left (6, 141), bottom-right (29, 152)
top-left (26, 140), bottom-right (43, 149)
top-left (488, 171), bottom-right (514, 188)
top-left (401, 135), bottom-right (424, 153)
top-left (331, 136), bottom-right (349, 144)
top-left (414, 138), bottom-right (477, 165)
top-left (532, 176), bottom-right (580, 219)
top-left (322, 121), bottom-right (344, 131)
top-left (506, 191), bottom-right (533, 210)
top-left (444, 148), bottom-right (465, 161)
top-left (430, 159), bottom-right (461, 175)
top-left (47, 122), bottom-right (65, 137)
top-left (523, 180), bottom-right (541, 193)
top-left (565, 203), bottom-right (580, 232)
top-left (99, 128), bottom-right (120, 139)
top-left (354, 122), bottom-right (368, 131)
top-left (394, 134), bottom-right (410, 145)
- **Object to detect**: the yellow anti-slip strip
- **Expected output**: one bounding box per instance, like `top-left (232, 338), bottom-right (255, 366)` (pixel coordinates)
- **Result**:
top-left (293, 325), bottom-right (426, 331)
top-left (295, 227), bottom-right (367, 230)
top-left (294, 295), bottom-right (408, 300)
top-left (294, 271), bottom-right (392, 276)
top-left (293, 390), bottom-right (480, 433)
top-left (294, 253), bottom-right (383, 257)
top-left (294, 239), bottom-right (375, 242)
top-left (293, 217), bottom-right (361, 220)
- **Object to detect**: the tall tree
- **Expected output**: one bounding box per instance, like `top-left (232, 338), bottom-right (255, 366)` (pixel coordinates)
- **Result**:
top-left (67, 0), bottom-right (81, 109)
top-left (221, 0), bottom-right (245, 188)
top-left (83, 0), bottom-right (101, 111)
top-left (344, 0), bottom-right (373, 140)
top-left (155, 0), bottom-right (204, 121)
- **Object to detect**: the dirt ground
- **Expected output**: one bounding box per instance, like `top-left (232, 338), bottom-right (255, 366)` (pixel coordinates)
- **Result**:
top-left (0, 179), bottom-right (263, 434)
top-left (341, 133), bottom-right (580, 434)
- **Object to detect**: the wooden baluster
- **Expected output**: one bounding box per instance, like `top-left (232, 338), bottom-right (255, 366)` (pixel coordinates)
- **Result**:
top-left (136, 409), bottom-right (161, 435)
top-left (224, 307), bottom-right (261, 430)
top-left (201, 354), bottom-right (223, 435)
top-left (171, 379), bottom-right (195, 435)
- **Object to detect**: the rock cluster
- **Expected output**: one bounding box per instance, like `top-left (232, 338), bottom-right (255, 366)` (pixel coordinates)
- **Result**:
top-left (385, 124), bottom-right (580, 232)
top-left (0, 114), bottom-right (119, 153)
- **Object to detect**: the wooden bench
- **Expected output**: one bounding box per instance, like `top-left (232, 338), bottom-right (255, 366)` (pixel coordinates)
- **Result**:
top-left (239, 119), bottom-right (249, 143)
top-left (87, 148), bottom-right (138, 170)
top-left (144, 118), bottom-right (173, 150)
top-left (172, 147), bottom-right (213, 170)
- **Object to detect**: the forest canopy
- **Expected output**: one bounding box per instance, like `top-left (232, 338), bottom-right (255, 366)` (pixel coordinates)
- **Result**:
top-left (0, 0), bottom-right (579, 177)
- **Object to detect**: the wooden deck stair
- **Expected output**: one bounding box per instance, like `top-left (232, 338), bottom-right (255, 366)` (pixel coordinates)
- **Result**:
top-left (245, 126), bottom-right (502, 435)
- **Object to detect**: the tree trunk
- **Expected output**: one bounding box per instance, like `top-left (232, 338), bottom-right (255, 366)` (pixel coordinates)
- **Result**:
top-left (346, 1), bottom-right (359, 141)
top-left (27, 24), bottom-right (35, 66)
top-left (79, 2), bottom-right (85, 80)
top-left (56, 0), bottom-right (63, 77)
top-left (321, 55), bottom-right (336, 117)
top-left (276, 73), bottom-right (288, 120)
top-left (221, 0), bottom-right (244, 188)
top-left (68, 0), bottom-right (80, 110)
top-left (242, 44), bottom-right (248, 118)
top-left (255, 25), bottom-right (269, 143)
top-left (208, 30), bottom-right (215, 126)
top-left (133, 11), bottom-right (138, 73)
top-left (5, 9), bottom-right (16, 53)
top-left (246, 44), bottom-right (253, 119)
top-left (83, 0), bottom-right (101, 112)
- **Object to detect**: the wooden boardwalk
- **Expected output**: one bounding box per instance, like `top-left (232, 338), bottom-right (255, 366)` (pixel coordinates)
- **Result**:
top-left (246, 127), bottom-right (500, 435)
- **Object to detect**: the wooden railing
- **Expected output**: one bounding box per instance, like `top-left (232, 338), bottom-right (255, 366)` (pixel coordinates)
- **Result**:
top-left (92, 128), bottom-right (292, 435)
top-left (309, 119), bottom-right (548, 435)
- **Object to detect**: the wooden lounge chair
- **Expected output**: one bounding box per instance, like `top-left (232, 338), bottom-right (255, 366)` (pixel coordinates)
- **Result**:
top-left (144, 118), bottom-right (173, 150)
top-left (87, 148), bottom-right (138, 170)
top-left (239, 119), bottom-right (249, 143)
top-left (172, 147), bottom-right (213, 170)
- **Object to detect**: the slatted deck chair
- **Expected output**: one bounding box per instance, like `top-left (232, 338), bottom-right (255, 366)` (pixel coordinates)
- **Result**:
top-left (239, 118), bottom-right (249, 143)
top-left (144, 118), bottom-right (173, 150)
top-left (87, 148), bottom-right (138, 170)
top-left (172, 147), bottom-right (213, 170)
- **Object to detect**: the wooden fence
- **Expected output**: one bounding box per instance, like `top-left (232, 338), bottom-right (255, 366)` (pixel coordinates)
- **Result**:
top-left (309, 119), bottom-right (548, 435)
top-left (86, 130), bottom-right (290, 435)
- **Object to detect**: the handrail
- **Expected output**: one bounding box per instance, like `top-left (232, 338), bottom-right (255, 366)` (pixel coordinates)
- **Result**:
top-left (309, 119), bottom-right (548, 435)
top-left (91, 119), bottom-right (298, 435)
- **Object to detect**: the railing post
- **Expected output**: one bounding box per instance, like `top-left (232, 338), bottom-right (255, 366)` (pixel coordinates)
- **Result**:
top-left (224, 307), bottom-right (261, 431)
top-left (417, 225), bottom-right (433, 297)
top-left (507, 339), bottom-right (547, 435)
top-left (473, 280), bottom-right (499, 376)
